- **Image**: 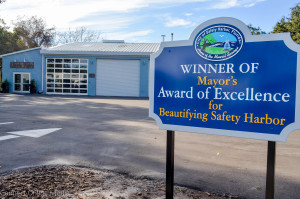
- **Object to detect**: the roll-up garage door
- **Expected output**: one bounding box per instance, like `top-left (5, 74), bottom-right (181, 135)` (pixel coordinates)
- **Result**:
top-left (96, 59), bottom-right (140, 97)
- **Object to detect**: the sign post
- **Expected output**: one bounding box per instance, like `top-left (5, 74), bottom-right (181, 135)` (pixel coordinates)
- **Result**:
top-left (166, 130), bottom-right (175, 199)
top-left (149, 17), bottom-right (300, 199)
top-left (265, 141), bottom-right (276, 199)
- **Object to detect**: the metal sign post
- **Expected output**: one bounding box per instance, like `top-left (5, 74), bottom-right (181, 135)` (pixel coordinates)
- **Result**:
top-left (265, 141), bottom-right (276, 199)
top-left (166, 130), bottom-right (175, 199)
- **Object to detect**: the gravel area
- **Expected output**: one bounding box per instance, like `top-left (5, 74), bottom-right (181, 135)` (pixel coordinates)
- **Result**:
top-left (0, 166), bottom-right (243, 199)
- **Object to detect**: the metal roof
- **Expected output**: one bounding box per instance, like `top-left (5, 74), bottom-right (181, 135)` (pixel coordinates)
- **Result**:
top-left (40, 42), bottom-right (160, 56)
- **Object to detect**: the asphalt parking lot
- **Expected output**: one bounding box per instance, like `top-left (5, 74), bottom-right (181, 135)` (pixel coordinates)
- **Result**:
top-left (0, 94), bottom-right (299, 199)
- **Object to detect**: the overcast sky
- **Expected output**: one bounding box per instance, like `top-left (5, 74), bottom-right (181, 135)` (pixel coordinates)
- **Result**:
top-left (0, 0), bottom-right (298, 43)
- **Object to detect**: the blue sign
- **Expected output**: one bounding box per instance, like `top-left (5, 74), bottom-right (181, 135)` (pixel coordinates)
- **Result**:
top-left (149, 17), bottom-right (300, 142)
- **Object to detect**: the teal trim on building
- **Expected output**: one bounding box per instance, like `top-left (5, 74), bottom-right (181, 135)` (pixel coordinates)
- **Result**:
top-left (139, 58), bottom-right (149, 97)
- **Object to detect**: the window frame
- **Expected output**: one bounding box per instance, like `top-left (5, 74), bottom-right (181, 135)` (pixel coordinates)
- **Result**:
top-left (46, 58), bottom-right (88, 95)
top-left (13, 72), bottom-right (31, 93)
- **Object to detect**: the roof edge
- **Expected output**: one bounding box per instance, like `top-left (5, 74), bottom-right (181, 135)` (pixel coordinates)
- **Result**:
top-left (0, 47), bottom-right (42, 58)
top-left (40, 50), bottom-right (155, 56)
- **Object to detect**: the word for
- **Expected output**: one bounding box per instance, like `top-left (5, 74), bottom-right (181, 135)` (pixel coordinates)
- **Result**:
top-left (208, 100), bottom-right (223, 110)
top-left (180, 63), bottom-right (259, 74)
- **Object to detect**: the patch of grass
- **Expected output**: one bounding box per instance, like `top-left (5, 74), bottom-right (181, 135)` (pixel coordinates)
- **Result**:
top-left (204, 46), bottom-right (233, 55)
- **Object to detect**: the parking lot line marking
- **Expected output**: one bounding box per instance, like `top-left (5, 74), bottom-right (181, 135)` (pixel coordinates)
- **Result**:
top-left (7, 128), bottom-right (62, 138)
top-left (0, 135), bottom-right (20, 141)
top-left (0, 122), bottom-right (14, 125)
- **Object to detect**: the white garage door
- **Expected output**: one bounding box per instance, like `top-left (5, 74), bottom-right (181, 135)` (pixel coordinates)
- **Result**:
top-left (96, 59), bottom-right (140, 96)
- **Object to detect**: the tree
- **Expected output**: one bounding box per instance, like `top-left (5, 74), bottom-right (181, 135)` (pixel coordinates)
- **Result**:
top-left (0, 0), bottom-right (6, 3)
top-left (13, 16), bottom-right (55, 48)
top-left (0, 18), bottom-right (27, 82)
top-left (273, 3), bottom-right (300, 44)
top-left (0, 18), bottom-right (27, 54)
top-left (247, 24), bottom-right (266, 35)
top-left (200, 34), bottom-right (216, 50)
top-left (55, 27), bottom-right (101, 45)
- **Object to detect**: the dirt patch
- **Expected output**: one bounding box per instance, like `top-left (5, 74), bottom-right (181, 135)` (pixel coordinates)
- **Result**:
top-left (0, 166), bottom-right (243, 199)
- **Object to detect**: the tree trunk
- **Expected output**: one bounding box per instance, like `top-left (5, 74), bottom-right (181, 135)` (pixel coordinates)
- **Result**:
top-left (202, 42), bottom-right (209, 50)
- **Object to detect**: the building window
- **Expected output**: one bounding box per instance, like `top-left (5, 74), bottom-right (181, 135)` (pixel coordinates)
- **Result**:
top-left (46, 58), bottom-right (88, 95)
top-left (13, 72), bottom-right (30, 93)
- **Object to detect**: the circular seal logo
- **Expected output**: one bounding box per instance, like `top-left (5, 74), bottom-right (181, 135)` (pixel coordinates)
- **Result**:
top-left (194, 24), bottom-right (244, 61)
